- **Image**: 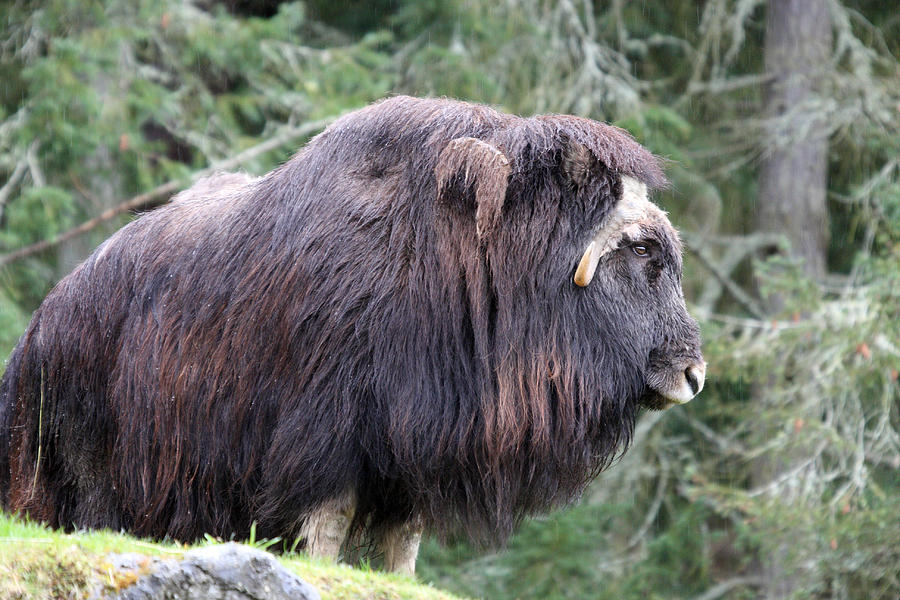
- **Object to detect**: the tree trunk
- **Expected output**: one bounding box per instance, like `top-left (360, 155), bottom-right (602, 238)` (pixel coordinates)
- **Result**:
top-left (754, 1), bottom-right (832, 598)
top-left (757, 0), bottom-right (831, 279)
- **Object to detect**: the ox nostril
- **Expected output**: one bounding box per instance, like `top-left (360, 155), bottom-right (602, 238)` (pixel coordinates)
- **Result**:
top-left (685, 367), bottom-right (700, 396)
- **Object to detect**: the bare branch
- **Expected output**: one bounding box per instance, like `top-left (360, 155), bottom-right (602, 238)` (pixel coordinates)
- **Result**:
top-left (0, 158), bottom-right (28, 223)
top-left (677, 411), bottom-right (749, 455)
top-left (691, 576), bottom-right (765, 600)
top-left (684, 232), bottom-right (784, 312)
top-left (685, 73), bottom-right (774, 96)
top-left (25, 140), bottom-right (44, 188)
top-left (703, 312), bottom-right (801, 330)
top-left (0, 116), bottom-right (336, 269)
top-left (682, 234), bottom-right (769, 319)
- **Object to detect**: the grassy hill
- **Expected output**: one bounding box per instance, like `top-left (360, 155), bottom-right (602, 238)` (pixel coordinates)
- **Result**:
top-left (0, 513), bottom-right (467, 599)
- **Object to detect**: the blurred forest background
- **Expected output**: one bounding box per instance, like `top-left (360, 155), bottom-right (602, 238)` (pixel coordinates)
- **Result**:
top-left (1, 0), bottom-right (898, 598)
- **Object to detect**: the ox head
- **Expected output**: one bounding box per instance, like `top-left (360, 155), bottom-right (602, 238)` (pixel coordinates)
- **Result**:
top-left (569, 173), bottom-right (705, 409)
top-left (435, 130), bottom-right (705, 411)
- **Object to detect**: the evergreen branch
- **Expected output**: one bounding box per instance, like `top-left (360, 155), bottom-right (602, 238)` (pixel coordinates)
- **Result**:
top-left (625, 452), bottom-right (668, 549)
top-left (0, 116), bottom-right (335, 269)
top-left (746, 441), bottom-right (829, 498)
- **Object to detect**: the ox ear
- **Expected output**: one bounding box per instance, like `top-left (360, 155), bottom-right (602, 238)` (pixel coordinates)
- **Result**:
top-left (435, 137), bottom-right (511, 240)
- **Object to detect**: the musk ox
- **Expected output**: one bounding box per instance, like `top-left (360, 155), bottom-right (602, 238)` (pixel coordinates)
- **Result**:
top-left (0, 96), bottom-right (705, 574)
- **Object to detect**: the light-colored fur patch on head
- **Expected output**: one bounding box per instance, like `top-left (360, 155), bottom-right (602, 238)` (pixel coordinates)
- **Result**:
top-left (573, 176), bottom-right (668, 287)
top-left (593, 176), bottom-right (655, 257)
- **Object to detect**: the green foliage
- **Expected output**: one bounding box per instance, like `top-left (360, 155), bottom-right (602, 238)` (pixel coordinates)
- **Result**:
top-left (402, 3), bottom-right (900, 599)
top-left (0, 291), bottom-right (28, 359)
top-left (422, 500), bottom-right (718, 600)
top-left (1, 1), bottom-right (898, 598)
top-left (0, 0), bottom-right (394, 361)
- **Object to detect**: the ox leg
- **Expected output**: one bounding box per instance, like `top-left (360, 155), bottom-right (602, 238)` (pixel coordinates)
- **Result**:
top-left (380, 517), bottom-right (423, 576)
top-left (300, 492), bottom-right (356, 561)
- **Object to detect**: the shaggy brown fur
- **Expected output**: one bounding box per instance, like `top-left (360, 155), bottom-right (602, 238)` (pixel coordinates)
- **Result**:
top-left (0, 96), bottom-right (700, 557)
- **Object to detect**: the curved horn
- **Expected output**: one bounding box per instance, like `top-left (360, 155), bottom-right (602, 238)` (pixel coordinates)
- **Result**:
top-left (573, 241), bottom-right (600, 287)
top-left (436, 137), bottom-right (511, 240)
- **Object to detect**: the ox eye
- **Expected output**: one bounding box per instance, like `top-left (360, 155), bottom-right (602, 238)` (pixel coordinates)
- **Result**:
top-left (631, 244), bottom-right (650, 257)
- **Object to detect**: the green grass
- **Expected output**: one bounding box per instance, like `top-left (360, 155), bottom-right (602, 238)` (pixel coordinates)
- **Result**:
top-left (0, 513), bottom-right (468, 599)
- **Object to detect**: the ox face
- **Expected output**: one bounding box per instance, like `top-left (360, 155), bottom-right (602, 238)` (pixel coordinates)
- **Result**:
top-left (574, 176), bottom-right (706, 410)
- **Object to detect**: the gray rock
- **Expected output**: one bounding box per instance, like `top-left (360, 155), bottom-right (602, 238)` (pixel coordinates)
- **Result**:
top-left (96, 543), bottom-right (320, 600)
